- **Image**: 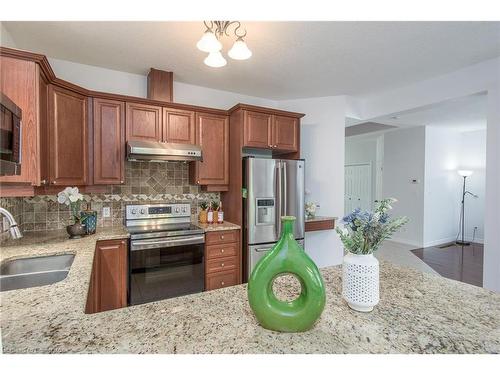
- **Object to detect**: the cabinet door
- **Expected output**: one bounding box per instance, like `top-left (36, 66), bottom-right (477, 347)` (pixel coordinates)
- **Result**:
top-left (243, 110), bottom-right (272, 149)
top-left (0, 57), bottom-right (38, 184)
top-left (193, 112), bottom-right (229, 185)
top-left (125, 102), bottom-right (162, 141)
top-left (91, 239), bottom-right (128, 313)
top-left (273, 115), bottom-right (298, 152)
top-left (48, 85), bottom-right (88, 186)
top-left (93, 98), bottom-right (125, 184)
top-left (163, 108), bottom-right (195, 144)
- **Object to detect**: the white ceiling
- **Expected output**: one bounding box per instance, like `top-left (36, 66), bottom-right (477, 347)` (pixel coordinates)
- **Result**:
top-left (349, 93), bottom-right (487, 132)
top-left (2, 21), bottom-right (500, 100)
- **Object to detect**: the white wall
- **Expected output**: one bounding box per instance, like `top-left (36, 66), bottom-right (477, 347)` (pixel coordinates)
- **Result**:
top-left (278, 96), bottom-right (347, 267)
top-left (47, 58), bottom-right (276, 109)
top-left (458, 129), bottom-right (486, 243)
top-left (0, 22), bottom-right (16, 47)
top-left (423, 127), bottom-right (461, 247)
top-left (383, 127), bottom-right (426, 247)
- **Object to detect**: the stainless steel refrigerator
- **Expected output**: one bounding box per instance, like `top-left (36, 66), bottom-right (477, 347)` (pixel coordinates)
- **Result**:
top-left (243, 157), bottom-right (305, 280)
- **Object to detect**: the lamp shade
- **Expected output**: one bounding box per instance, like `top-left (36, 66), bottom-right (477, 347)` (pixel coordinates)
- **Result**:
top-left (228, 38), bottom-right (252, 60)
top-left (196, 31), bottom-right (222, 53)
top-left (457, 170), bottom-right (473, 177)
top-left (204, 51), bottom-right (227, 68)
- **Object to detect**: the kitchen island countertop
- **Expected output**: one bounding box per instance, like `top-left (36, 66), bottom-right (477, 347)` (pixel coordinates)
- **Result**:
top-left (1, 228), bottom-right (499, 354)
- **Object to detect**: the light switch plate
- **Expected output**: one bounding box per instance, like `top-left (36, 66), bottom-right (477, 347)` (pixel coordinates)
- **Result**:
top-left (102, 207), bottom-right (111, 218)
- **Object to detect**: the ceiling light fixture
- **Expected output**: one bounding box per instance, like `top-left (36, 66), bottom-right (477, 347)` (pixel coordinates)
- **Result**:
top-left (197, 21), bottom-right (252, 67)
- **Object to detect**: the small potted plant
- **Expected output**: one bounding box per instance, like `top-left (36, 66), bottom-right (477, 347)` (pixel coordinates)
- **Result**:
top-left (336, 198), bottom-right (408, 312)
top-left (57, 187), bottom-right (87, 239)
top-left (198, 202), bottom-right (209, 224)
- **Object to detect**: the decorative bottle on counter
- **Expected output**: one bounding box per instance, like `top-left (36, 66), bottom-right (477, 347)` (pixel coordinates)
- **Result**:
top-left (207, 205), bottom-right (214, 224)
top-left (247, 216), bottom-right (326, 332)
top-left (217, 201), bottom-right (224, 224)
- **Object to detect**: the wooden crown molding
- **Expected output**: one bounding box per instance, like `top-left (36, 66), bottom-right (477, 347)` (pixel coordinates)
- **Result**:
top-left (228, 103), bottom-right (305, 118)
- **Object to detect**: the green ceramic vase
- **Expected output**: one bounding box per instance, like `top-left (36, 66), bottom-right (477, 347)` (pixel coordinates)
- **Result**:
top-left (247, 216), bottom-right (326, 332)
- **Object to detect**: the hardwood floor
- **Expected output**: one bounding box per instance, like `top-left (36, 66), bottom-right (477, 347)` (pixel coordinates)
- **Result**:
top-left (411, 243), bottom-right (483, 287)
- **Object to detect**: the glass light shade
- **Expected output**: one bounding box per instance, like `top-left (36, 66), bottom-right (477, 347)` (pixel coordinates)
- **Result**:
top-left (457, 170), bottom-right (473, 177)
top-left (196, 31), bottom-right (222, 53)
top-left (228, 38), bottom-right (252, 60)
top-left (204, 51), bottom-right (227, 68)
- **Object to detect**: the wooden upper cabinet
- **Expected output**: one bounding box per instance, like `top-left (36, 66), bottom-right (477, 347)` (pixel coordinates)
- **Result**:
top-left (273, 115), bottom-right (299, 152)
top-left (243, 111), bottom-right (272, 149)
top-left (163, 108), bottom-right (195, 144)
top-left (192, 112), bottom-right (229, 186)
top-left (0, 56), bottom-right (39, 184)
top-left (93, 98), bottom-right (125, 185)
top-left (86, 239), bottom-right (128, 314)
top-left (48, 85), bottom-right (88, 186)
top-left (125, 102), bottom-right (162, 142)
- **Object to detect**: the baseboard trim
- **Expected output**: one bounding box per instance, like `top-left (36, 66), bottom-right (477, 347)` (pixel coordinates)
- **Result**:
top-left (423, 237), bottom-right (457, 248)
top-left (388, 237), bottom-right (422, 248)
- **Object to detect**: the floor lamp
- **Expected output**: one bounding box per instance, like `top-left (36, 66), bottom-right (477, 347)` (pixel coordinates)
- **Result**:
top-left (456, 170), bottom-right (477, 246)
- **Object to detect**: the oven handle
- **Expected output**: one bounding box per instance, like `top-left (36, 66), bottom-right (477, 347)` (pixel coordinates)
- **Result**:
top-left (130, 235), bottom-right (205, 251)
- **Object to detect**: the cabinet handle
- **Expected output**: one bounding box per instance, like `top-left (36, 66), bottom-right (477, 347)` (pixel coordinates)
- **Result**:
top-left (221, 281), bottom-right (225, 286)
top-left (52, 180), bottom-right (57, 185)
top-left (221, 235), bottom-right (224, 240)
top-left (120, 180), bottom-right (124, 184)
top-left (221, 249), bottom-right (224, 253)
top-left (197, 180), bottom-right (200, 184)
top-left (221, 263), bottom-right (225, 267)
top-left (40, 179), bottom-right (47, 185)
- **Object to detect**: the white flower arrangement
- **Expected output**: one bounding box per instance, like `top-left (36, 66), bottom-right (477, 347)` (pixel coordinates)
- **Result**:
top-left (57, 187), bottom-right (85, 224)
top-left (305, 202), bottom-right (317, 219)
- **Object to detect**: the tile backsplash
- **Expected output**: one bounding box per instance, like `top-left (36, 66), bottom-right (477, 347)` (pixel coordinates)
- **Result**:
top-left (0, 161), bottom-right (220, 240)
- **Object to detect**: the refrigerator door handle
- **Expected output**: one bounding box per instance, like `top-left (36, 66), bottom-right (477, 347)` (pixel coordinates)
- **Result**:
top-left (282, 161), bottom-right (287, 217)
top-left (275, 161), bottom-right (282, 239)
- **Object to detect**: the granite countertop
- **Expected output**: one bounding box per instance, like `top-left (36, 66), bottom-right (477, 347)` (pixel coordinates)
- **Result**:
top-left (305, 216), bottom-right (338, 223)
top-left (196, 221), bottom-right (240, 232)
top-left (1, 229), bottom-right (500, 354)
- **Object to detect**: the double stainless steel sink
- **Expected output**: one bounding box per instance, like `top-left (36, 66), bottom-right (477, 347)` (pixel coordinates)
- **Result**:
top-left (0, 254), bottom-right (75, 292)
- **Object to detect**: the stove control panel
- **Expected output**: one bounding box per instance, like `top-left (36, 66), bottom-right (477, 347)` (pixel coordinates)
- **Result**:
top-left (126, 203), bottom-right (191, 220)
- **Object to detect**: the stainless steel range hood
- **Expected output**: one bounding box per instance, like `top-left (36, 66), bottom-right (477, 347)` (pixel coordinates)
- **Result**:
top-left (127, 140), bottom-right (202, 162)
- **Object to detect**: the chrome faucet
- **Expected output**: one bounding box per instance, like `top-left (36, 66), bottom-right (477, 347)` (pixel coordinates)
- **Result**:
top-left (0, 207), bottom-right (23, 239)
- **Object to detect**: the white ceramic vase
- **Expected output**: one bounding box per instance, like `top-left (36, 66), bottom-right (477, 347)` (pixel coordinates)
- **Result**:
top-left (342, 253), bottom-right (380, 312)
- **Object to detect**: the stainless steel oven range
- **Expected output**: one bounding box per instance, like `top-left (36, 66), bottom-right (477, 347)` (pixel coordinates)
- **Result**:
top-left (125, 203), bottom-right (205, 306)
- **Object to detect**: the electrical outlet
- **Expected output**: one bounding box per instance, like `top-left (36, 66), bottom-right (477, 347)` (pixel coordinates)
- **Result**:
top-left (102, 207), bottom-right (111, 218)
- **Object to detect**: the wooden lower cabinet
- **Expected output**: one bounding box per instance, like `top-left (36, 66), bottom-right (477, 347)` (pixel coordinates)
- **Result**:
top-left (204, 229), bottom-right (240, 291)
top-left (86, 239), bottom-right (128, 314)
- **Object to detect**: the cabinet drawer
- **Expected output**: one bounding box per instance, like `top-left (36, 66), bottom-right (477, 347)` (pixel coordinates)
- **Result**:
top-left (206, 242), bottom-right (238, 259)
top-left (206, 269), bottom-right (239, 290)
top-left (206, 255), bottom-right (238, 274)
top-left (205, 230), bottom-right (239, 245)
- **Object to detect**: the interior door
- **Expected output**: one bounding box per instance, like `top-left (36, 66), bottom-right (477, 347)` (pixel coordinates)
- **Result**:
top-left (344, 164), bottom-right (372, 214)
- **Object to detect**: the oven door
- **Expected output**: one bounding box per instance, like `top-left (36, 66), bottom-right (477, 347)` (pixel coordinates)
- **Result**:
top-left (129, 234), bottom-right (205, 306)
